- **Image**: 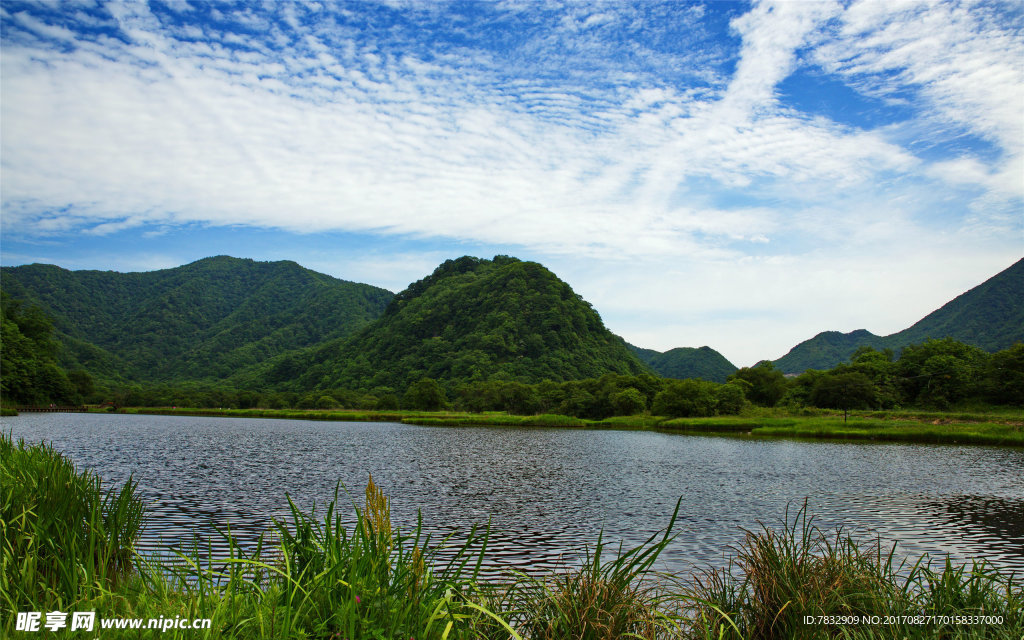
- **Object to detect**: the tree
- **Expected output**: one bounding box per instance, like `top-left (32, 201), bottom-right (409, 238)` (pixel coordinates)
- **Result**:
top-left (896, 338), bottom-right (988, 408)
top-left (402, 378), bottom-right (447, 410)
top-left (715, 381), bottom-right (747, 415)
top-left (985, 343), bottom-right (1024, 406)
top-left (611, 387), bottom-right (646, 416)
top-left (316, 395), bottom-right (340, 409)
top-left (0, 294), bottom-right (77, 405)
top-left (810, 372), bottom-right (876, 420)
top-left (727, 362), bottom-right (787, 407)
top-left (843, 348), bottom-right (899, 409)
top-left (652, 379), bottom-right (719, 417)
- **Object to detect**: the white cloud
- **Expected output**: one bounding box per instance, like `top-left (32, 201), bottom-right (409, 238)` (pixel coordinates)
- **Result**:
top-left (1, 1), bottom-right (1021, 365)
top-left (814, 0), bottom-right (1024, 199)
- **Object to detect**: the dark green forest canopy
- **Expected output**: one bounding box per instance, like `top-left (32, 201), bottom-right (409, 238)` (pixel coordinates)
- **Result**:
top-left (0, 293), bottom-right (84, 405)
top-left (773, 257), bottom-right (1024, 373)
top-left (0, 256), bottom-right (393, 384)
top-left (243, 256), bottom-right (650, 393)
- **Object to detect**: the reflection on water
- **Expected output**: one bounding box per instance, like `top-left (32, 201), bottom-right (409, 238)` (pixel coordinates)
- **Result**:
top-left (3, 413), bottom-right (1023, 576)
top-left (930, 495), bottom-right (1024, 557)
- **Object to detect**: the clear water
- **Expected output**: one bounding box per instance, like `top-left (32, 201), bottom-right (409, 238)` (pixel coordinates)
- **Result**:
top-left (4, 412), bottom-right (1023, 577)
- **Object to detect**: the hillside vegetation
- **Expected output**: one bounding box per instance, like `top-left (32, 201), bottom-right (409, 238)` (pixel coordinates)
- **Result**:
top-left (241, 256), bottom-right (649, 393)
top-left (0, 256), bottom-right (393, 383)
top-left (774, 257), bottom-right (1023, 373)
top-left (3, 255), bottom-right (1022, 416)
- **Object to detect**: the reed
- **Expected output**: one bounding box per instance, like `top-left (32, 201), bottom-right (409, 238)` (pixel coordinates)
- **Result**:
top-left (682, 502), bottom-right (1023, 639)
top-left (150, 485), bottom-right (511, 639)
top-left (475, 500), bottom-right (685, 640)
top-left (0, 434), bottom-right (145, 615)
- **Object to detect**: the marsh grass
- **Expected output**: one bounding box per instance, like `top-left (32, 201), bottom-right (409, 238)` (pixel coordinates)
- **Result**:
top-left (475, 500), bottom-right (684, 640)
top-left (145, 482), bottom-right (510, 639)
top-left (102, 406), bottom-right (1024, 446)
top-left (0, 434), bottom-right (145, 614)
top-left (407, 413), bottom-right (588, 428)
top-left (683, 502), bottom-right (1023, 639)
top-left (752, 418), bottom-right (1024, 446)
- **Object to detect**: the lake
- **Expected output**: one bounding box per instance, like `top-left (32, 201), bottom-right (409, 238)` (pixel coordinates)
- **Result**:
top-left (3, 412), bottom-right (1023, 577)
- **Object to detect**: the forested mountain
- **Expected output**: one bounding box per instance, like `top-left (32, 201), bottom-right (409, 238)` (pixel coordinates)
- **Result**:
top-left (627, 344), bottom-right (737, 383)
top-left (0, 256), bottom-right (393, 383)
top-left (241, 256), bottom-right (650, 392)
top-left (0, 293), bottom-right (83, 404)
top-left (773, 258), bottom-right (1024, 373)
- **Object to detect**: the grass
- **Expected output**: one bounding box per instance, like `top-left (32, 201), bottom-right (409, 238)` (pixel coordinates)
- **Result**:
top-left (751, 417), bottom-right (1024, 446)
top-left (86, 405), bottom-right (1024, 446)
top-left (685, 502), bottom-right (1023, 639)
top-left (2, 433), bottom-right (1022, 638)
top-left (0, 434), bottom-right (145, 614)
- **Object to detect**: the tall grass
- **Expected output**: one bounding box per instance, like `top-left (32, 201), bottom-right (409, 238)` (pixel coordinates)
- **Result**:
top-left (476, 500), bottom-right (684, 640)
top-left (138, 480), bottom-right (514, 639)
top-left (683, 502), bottom-right (1023, 639)
top-left (1, 434), bottom-right (145, 614)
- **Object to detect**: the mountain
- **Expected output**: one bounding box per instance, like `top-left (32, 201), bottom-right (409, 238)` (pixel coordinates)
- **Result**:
top-left (773, 258), bottom-right (1024, 373)
top-left (628, 344), bottom-right (737, 383)
top-left (0, 256), bottom-right (394, 383)
top-left (248, 255), bottom-right (650, 392)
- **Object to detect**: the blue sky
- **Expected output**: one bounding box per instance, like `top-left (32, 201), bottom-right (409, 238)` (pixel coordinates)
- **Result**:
top-left (2, 0), bottom-right (1022, 367)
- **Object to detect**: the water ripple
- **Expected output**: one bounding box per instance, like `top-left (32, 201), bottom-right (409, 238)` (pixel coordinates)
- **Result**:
top-left (3, 413), bottom-right (1023, 577)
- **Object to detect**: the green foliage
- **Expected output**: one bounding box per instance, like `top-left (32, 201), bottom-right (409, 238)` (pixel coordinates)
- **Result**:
top-left (715, 381), bottom-right (748, 415)
top-left (1, 434), bottom-right (145, 614)
top-left (0, 293), bottom-right (78, 405)
top-left (728, 362), bottom-right (787, 407)
top-left (290, 256), bottom-right (649, 394)
top-left (0, 256), bottom-right (393, 386)
top-left (316, 394), bottom-right (340, 409)
top-left (809, 372), bottom-right (876, 411)
top-left (987, 343), bottom-right (1024, 405)
top-left (896, 338), bottom-right (989, 408)
top-left (402, 377), bottom-right (447, 410)
top-left (455, 379), bottom-right (541, 415)
top-left (653, 379), bottom-right (720, 417)
top-left (611, 387), bottom-right (646, 416)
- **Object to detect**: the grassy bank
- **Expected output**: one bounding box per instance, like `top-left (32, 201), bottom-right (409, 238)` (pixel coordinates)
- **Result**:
top-left (2, 433), bottom-right (1022, 639)
top-left (91, 405), bottom-right (1024, 446)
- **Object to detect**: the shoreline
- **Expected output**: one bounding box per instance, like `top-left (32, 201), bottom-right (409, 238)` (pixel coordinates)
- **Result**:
top-left (40, 405), bottom-right (1023, 447)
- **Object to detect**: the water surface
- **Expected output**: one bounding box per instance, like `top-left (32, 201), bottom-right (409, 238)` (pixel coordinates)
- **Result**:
top-left (4, 413), bottom-right (1022, 576)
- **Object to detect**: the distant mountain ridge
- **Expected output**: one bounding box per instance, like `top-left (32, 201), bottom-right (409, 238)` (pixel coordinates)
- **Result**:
top-left (0, 256), bottom-right (394, 383)
top-left (773, 258), bottom-right (1024, 373)
top-left (627, 344), bottom-right (737, 383)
